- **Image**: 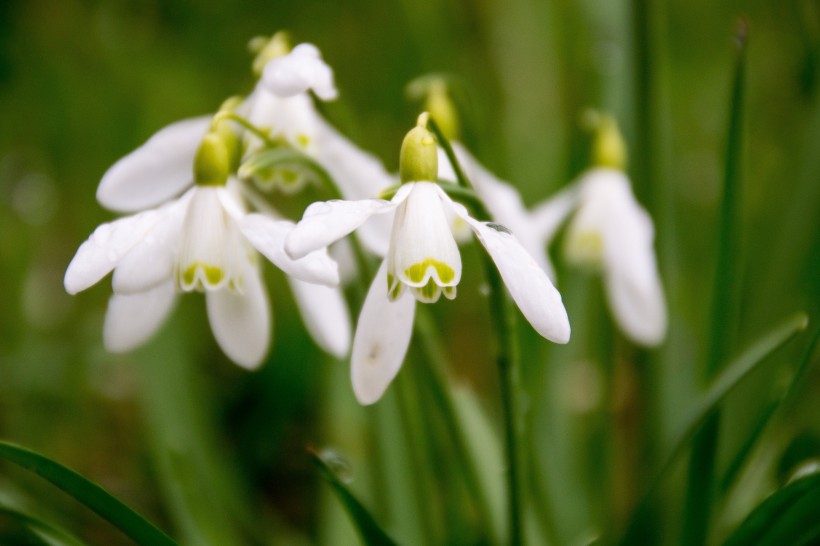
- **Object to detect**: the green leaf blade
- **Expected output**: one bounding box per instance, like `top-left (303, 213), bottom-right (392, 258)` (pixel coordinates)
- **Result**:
top-left (0, 441), bottom-right (178, 546)
top-left (310, 449), bottom-right (399, 546)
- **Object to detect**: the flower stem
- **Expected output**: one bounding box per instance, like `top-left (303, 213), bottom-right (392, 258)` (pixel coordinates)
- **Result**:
top-left (214, 112), bottom-right (278, 148)
top-left (483, 254), bottom-right (524, 545)
top-left (415, 306), bottom-right (498, 543)
top-left (427, 117), bottom-right (471, 188)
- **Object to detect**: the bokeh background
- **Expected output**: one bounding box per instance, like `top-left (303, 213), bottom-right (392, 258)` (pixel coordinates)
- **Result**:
top-left (1, 0), bottom-right (818, 544)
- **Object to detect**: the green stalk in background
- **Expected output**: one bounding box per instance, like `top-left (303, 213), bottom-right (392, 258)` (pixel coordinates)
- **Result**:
top-left (483, 256), bottom-right (524, 546)
top-left (682, 20), bottom-right (748, 546)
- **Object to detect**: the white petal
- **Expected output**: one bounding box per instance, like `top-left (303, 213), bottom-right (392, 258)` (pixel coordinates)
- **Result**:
top-left (285, 189), bottom-right (408, 259)
top-left (389, 182), bottom-right (461, 287)
top-left (604, 267), bottom-right (666, 347)
top-left (64, 208), bottom-right (166, 295)
top-left (103, 281), bottom-right (177, 352)
top-left (452, 143), bottom-right (558, 278)
top-left (111, 197), bottom-right (188, 294)
top-left (239, 214), bottom-right (340, 286)
top-left (242, 88), bottom-right (322, 153)
top-left (206, 266), bottom-right (271, 369)
top-left (462, 215), bottom-right (571, 344)
top-left (592, 169), bottom-right (667, 346)
top-left (288, 277), bottom-right (351, 358)
top-left (529, 183), bottom-right (580, 245)
top-left (261, 43), bottom-right (337, 101)
top-left (313, 117), bottom-right (395, 200)
top-left (97, 116), bottom-right (211, 212)
top-left (178, 187), bottom-right (245, 291)
top-left (351, 261), bottom-right (416, 405)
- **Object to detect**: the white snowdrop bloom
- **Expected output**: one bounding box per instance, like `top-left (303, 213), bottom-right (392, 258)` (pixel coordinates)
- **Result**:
top-left (286, 115), bottom-right (570, 404)
top-left (66, 133), bottom-right (348, 367)
top-left (562, 167), bottom-right (666, 346)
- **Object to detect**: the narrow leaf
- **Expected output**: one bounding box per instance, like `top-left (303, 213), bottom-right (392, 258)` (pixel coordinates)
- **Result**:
top-left (310, 449), bottom-right (399, 546)
top-left (723, 471), bottom-right (820, 546)
top-left (720, 326), bottom-right (820, 491)
top-left (0, 441), bottom-right (178, 546)
top-left (0, 503), bottom-right (87, 546)
top-left (683, 19), bottom-right (750, 545)
top-left (618, 312), bottom-right (808, 545)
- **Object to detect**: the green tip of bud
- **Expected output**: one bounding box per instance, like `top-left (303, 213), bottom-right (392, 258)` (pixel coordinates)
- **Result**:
top-left (251, 31), bottom-right (292, 76)
top-left (424, 79), bottom-right (460, 141)
top-left (588, 113), bottom-right (627, 171)
top-left (194, 133), bottom-right (231, 187)
top-left (400, 113), bottom-right (438, 183)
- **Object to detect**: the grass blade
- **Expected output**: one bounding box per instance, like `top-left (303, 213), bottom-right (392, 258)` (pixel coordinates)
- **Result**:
top-left (723, 470), bottom-right (820, 546)
top-left (682, 18), bottom-right (749, 546)
top-left (310, 449), bottom-right (399, 546)
top-left (720, 326), bottom-right (820, 491)
top-left (0, 502), bottom-right (88, 546)
top-left (0, 441), bottom-right (177, 546)
top-left (618, 312), bottom-right (808, 545)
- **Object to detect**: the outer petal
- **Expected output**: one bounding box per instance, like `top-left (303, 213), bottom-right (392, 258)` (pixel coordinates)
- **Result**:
top-left (103, 280), bottom-right (178, 352)
top-left (594, 170), bottom-right (667, 345)
top-left (261, 43), bottom-right (337, 101)
top-left (529, 184), bottom-right (580, 246)
top-left (111, 195), bottom-right (188, 294)
top-left (285, 186), bottom-right (411, 259)
top-left (97, 116), bottom-right (210, 212)
top-left (451, 143), bottom-right (561, 278)
top-left (239, 214), bottom-right (340, 286)
top-left (604, 267), bottom-right (666, 347)
top-left (351, 261), bottom-right (416, 405)
top-left (287, 276), bottom-right (351, 358)
top-left (64, 208), bottom-right (166, 295)
top-left (206, 266), bottom-right (271, 369)
top-left (456, 207), bottom-right (570, 344)
top-left (312, 118), bottom-right (397, 256)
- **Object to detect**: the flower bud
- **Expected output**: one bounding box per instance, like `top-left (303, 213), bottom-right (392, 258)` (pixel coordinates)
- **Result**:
top-left (400, 113), bottom-right (438, 183)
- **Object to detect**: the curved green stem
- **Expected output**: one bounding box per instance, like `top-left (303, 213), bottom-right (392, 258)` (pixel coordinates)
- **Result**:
top-left (427, 117), bottom-right (471, 188)
top-left (214, 112), bottom-right (277, 148)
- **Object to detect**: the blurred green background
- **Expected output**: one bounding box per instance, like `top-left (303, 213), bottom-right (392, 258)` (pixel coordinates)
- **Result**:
top-left (0, 0), bottom-right (818, 544)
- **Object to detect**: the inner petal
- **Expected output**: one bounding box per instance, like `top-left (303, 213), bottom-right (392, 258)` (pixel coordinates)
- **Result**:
top-left (389, 182), bottom-right (461, 289)
top-left (178, 187), bottom-right (245, 292)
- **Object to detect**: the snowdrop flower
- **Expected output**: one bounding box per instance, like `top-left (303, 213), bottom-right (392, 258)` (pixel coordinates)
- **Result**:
top-left (562, 166), bottom-right (666, 346)
top-left (240, 33), bottom-right (395, 254)
top-left (65, 130), bottom-right (348, 367)
top-left (286, 114), bottom-right (570, 404)
top-left (551, 115), bottom-right (666, 346)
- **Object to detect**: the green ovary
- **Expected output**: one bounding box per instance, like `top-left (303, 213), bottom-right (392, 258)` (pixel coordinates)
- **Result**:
top-left (404, 258), bottom-right (455, 285)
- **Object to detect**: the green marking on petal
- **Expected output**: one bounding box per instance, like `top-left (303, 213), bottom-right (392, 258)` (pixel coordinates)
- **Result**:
top-left (442, 285), bottom-right (457, 300)
top-left (181, 263), bottom-right (225, 290)
top-left (296, 134), bottom-right (311, 148)
top-left (404, 258), bottom-right (455, 285)
top-left (413, 279), bottom-right (442, 303)
top-left (566, 230), bottom-right (604, 269)
top-left (387, 271), bottom-right (406, 301)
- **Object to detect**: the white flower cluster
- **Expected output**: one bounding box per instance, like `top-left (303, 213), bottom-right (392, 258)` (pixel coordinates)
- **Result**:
top-left (65, 34), bottom-right (666, 405)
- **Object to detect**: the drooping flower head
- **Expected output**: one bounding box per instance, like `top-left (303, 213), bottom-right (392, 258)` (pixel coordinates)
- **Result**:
top-left (66, 99), bottom-right (349, 367)
top-left (286, 113), bottom-right (570, 404)
top-left (549, 114), bottom-right (667, 346)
